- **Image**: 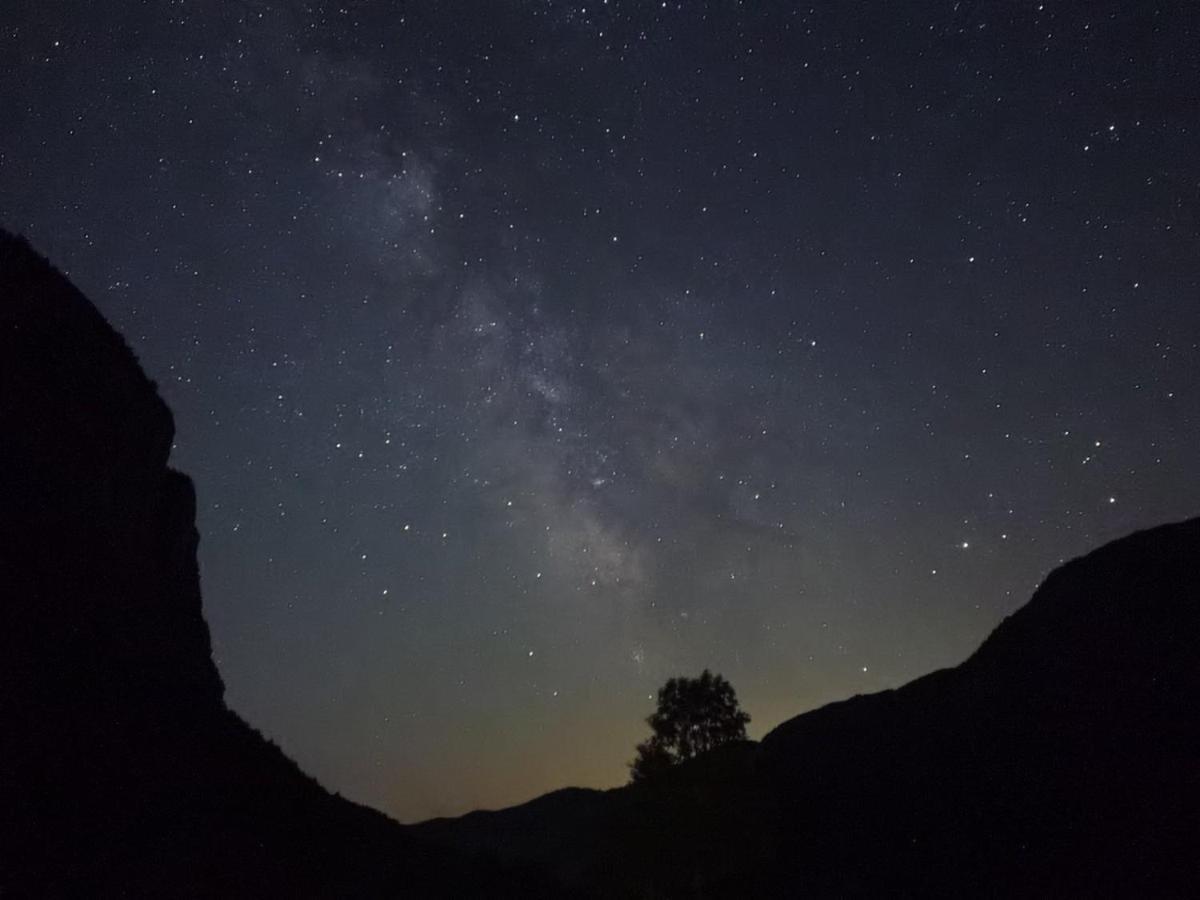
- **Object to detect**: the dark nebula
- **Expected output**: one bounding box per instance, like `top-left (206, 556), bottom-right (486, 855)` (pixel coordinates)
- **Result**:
top-left (2, 1), bottom-right (1197, 821)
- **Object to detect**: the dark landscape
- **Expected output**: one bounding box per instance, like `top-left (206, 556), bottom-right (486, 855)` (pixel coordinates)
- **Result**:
top-left (2, 227), bottom-right (1197, 897)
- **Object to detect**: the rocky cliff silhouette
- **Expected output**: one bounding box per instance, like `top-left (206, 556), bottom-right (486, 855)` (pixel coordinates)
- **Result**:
top-left (417, 518), bottom-right (1200, 897)
top-left (0, 231), bottom-right (547, 897)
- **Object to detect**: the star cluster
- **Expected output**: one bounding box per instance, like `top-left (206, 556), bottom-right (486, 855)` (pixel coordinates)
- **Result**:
top-left (2, 1), bottom-right (1198, 821)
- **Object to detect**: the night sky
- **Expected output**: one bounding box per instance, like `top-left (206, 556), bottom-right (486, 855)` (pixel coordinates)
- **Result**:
top-left (3, 1), bottom-right (1198, 822)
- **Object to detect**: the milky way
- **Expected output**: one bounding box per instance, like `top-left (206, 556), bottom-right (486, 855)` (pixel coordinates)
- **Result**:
top-left (3, 1), bottom-right (1198, 820)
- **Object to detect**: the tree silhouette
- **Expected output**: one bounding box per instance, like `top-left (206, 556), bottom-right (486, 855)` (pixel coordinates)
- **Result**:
top-left (629, 669), bottom-right (750, 782)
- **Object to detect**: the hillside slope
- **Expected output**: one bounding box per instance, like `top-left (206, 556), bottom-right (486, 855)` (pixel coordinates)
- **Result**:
top-left (417, 518), bottom-right (1200, 897)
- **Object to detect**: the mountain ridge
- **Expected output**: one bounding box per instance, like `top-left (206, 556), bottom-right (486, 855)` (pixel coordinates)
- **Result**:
top-left (416, 515), bottom-right (1200, 897)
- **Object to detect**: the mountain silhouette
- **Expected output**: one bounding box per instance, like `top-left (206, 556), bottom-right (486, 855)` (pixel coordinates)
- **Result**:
top-left (0, 230), bottom-right (549, 897)
top-left (416, 518), bottom-right (1200, 897)
top-left (2, 228), bottom-right (1196, 897)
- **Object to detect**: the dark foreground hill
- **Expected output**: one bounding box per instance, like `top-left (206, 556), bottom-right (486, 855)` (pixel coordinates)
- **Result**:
top-left (416, 518), bottom-right (1200, 897)
top-left (2, 229), bottom-right (1197, 898)
top-left (0, 231), bottom-right (549, 897)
